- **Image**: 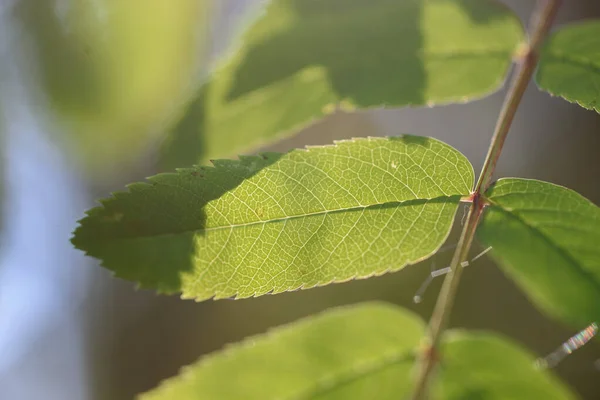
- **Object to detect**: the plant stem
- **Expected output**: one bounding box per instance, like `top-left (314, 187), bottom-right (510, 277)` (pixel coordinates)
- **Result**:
top-left (475, 0), bottom-right (562, 194)
top-left (410, 1), bottom-right (561, 399)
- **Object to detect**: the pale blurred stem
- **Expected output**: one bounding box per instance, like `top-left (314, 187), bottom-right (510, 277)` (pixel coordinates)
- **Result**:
top-left (410, 1), bottom-right (561, 399)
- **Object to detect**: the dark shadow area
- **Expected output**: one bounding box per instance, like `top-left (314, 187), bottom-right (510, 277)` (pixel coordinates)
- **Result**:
top-left (226, 0), bottom-right (425, 107)
top-left (393, 134), bottom-right (429, 145)
top-left (71, 152), bottom-right (283, 293)
top-left (158, 85), bottom-right (208, 172)
top-left (451, 388), bottom-right (488, 400)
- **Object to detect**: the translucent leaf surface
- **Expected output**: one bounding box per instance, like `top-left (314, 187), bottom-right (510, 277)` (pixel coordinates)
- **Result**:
top-left (478, 178), bottom-right (600, 328)
top-left (439, 331), bottom-right (577, 400)
top-left (73, 136), bottom-right (474, 300)
top-left (161, 0), bottom-right (524, 166)
top-left (139, 303), bottom-right (576, 400)
top-left (536, 21), bottom-right (600, 113)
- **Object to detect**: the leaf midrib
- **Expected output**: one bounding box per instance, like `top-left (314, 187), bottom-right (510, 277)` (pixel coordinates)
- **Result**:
top-left (486, 200), bottom-right (600, 294)
top-left (543, 50), bottom-right (600, 75)
top-left (287, 350), bottom-right (415, 400)
top-left (104, 195), bottom-right (462, 241)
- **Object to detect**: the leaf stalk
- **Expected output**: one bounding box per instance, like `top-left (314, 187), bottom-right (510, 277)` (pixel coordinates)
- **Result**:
top-left (410, 1), bottom-right (561, 399)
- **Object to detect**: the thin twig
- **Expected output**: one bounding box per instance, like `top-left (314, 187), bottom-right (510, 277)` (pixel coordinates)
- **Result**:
top-left (475, 0), bottom-right (562, 194)
top-left (410, 1), bottom-right (561, 399)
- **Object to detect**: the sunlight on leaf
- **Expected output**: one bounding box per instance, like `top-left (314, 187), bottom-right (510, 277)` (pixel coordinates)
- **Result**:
top-left (439, 331), bottom-right (577, 400)
top-left (139, 303), bottom-right (576, 400)
top-left (161, 0), bottom-right (524, 168)
top-left (536, 21), bottom-right (600, 114)
top-left (140, 302), bottom-right (422, 400)
top-left (478, 178), bottom-right (600, 328)
top-left (73, 136), bottom-right (474, 300)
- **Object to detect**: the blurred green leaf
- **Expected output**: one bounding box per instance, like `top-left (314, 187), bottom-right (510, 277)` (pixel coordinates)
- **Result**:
top-left (536, 21), bottom-right (600, 114)
top-left (439, 331), bottom-right (577, 400)
top-left (478, 178), bottom-right (600, 328)
top-left (15, 0), bottom-right (213, 178)
top-left (139, 302), bottom-right (576, 400)
top-left (161, 0), bottom-right (524, 168)
top-left (73, 136), bottom-right (473, 300)
top-left (140, 302), bottom-right (422, 400)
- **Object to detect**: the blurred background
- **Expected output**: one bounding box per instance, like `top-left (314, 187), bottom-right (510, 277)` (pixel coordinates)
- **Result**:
top-left (0, 0), bottom-right (599, 399)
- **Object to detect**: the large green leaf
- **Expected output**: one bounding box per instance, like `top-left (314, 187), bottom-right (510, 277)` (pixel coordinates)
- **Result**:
top-left (73, 136), bottom-right (474, 300)
top-left (536, 21), bottom-right (600, 114)
top-left (161, 0), bottom-right (524, 167)
top-left (139, 302), bottom-right (576, 400)
top-left (478, 178), bottom-right (600, 328)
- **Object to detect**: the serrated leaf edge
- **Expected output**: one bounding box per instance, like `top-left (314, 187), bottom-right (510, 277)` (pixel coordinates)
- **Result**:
top-left (73, 136), bottom-right (472, 300)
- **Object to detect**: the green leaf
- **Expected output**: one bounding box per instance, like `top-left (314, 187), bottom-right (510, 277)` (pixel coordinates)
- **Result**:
top-left (439, 331), bottom-right (577, 400)
top-left (139, 302), bottom-right (576, 400)
top-left (478, 178), bottom-right (600, 328)
top-left (161, 0), bottom-right (524, 167)
top-left (139, 302), bottom-right (422, 400)
top-left (73, 136), bottom-right (474, 300)
top-left (15, 0), bottom-right (214, 178)
top-left (536, 21), bottom-right (600, 113)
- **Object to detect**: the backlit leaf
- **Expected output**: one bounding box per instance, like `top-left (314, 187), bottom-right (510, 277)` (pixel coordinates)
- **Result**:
top-left (478, 178), bottom-right (600, 328)
top-left (139, 303), bottom-right (576, 400)
top-left (439, 331), bottom-right (577, 400)
top-left (73, 136), bottom-right (473, 300)
top-left (536, 21), bottom-right (600, 113)
top-left (161, 0), bottom-right (524, 167)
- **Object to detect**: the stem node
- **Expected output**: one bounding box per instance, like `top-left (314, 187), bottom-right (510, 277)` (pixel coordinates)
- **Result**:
top-left (409, 1), bottom-right (561, 399)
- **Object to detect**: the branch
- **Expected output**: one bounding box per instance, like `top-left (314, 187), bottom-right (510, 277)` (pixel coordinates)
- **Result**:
top-left (410, 1), bottom-right (562, 399)
top-left (475, 0), bottom-right (562, 194)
